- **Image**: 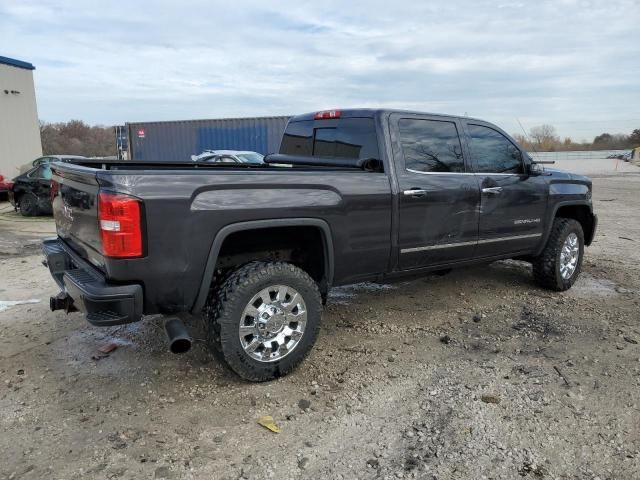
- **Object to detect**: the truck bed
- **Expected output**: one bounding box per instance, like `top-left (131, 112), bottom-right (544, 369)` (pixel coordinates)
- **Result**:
top-left (50, 160), bottom-right (393, 315)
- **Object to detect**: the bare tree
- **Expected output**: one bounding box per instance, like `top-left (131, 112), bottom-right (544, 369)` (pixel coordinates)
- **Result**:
top-left (512, 134), bottom-right (529, 148)
top-left (39, 120), bottom-right (116, 157)
top-left (514, 125), bottom-right (638, 152)
top-left (529, 125), bottom-right (560, 151)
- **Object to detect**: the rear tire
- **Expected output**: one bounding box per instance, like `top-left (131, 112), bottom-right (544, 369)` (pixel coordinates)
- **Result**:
top-left (19, 193), bottom-right (39, 217)
top-left (532, 218), bottom-right (584, 291)
top-left (203, 261), bottom-right (322, 381)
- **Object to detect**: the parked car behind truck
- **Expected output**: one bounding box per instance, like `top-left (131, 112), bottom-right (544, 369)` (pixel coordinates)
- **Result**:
top-left (10, 155), bottom-right (87, 216)
top-left (42, 109), bottom-right (597, 381)
top-left (0, 175), bottom-right (12, 200)
top-left (191, 150), bottom-right (264, 164)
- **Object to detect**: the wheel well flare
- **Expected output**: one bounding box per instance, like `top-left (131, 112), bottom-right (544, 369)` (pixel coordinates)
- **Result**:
top-left (555, 205), bottom-right (595, 245)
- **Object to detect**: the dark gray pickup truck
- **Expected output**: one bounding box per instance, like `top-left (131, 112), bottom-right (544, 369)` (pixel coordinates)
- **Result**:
top-left (43, 109), bottom-right (597, 380)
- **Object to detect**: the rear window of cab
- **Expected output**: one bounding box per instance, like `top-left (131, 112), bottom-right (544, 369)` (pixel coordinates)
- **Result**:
top-left (280, 118), bottom-right (380, 161)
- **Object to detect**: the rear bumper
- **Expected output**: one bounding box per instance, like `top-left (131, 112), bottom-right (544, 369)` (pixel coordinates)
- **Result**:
top-left (42, 239), bottom-right (143, 326)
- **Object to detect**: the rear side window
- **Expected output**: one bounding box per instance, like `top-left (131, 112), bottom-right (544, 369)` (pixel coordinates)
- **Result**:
top-left (398, 119), bottom-right (465, 173)
top-left (280, 118), bottom-right (379, 160)
top-left (467, 124), bottom-right (523, 174)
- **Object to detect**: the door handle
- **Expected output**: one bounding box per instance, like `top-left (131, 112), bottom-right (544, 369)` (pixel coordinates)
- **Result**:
top-left (403, 188), bottom-right (429, 198)
top-left (481, 187), bottom-right (503, 195)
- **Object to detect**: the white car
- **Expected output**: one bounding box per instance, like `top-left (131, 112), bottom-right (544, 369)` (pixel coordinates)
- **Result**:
top-left (191, 150), bottom-right (264, 164)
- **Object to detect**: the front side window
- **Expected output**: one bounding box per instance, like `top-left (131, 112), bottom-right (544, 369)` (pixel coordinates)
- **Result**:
top-left (398, 119), bottom-right (465, 173)
top-left (280, 118), bottom-right (379, 160)
top-left (467, 124), bottom-right (523, 174)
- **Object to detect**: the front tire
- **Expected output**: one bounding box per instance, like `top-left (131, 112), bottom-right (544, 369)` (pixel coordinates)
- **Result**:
top-left (204, 262), bottom-right (322, 381)
top-left (532, 218), bottom-right (584, 291)
top-left (19, 193), bottom-right (39, 217)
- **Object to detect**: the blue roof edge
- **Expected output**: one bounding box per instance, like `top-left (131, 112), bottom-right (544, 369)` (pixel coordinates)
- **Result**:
top-left (0, 55), bottom-right (35, 70)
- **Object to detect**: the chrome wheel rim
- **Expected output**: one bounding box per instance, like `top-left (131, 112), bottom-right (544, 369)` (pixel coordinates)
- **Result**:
top-left (560, 232), bottom-right (580, 279)
top-left (239, 285), bottom-right (307, 363)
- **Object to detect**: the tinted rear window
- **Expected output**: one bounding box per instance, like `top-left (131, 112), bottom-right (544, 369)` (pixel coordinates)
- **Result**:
top-left (398, 118), bottom-right (465, 173)
top-left (280, 118), bottom-right (379, 160)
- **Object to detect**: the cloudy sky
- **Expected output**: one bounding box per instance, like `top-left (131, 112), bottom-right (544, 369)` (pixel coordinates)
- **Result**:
top-left (1, 0), bottom-right (639, 140)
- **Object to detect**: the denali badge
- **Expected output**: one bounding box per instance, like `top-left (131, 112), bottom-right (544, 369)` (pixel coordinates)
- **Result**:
top-left (514, 218), bottom-right (541, 225)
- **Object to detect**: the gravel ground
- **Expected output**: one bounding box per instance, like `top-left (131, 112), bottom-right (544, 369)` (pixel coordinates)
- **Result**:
top-left (1, 173), bottom-right (639, 480)
top-left (552, 158), bottom-right (639, 176)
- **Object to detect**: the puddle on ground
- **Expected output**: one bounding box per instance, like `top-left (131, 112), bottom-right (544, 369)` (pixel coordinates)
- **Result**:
top-left (329, 282), bottom-right (395, 305)
top-left (0, 299), bottom-right (41, 313)
top-left (569, 273), bottom-right (619, 298)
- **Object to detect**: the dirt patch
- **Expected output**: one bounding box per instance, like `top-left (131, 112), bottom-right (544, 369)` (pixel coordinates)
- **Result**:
top-left (0, 203), bottom-right (56, 257)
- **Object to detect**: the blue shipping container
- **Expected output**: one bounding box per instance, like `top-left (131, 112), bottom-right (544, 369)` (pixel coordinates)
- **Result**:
top-left (127, 116), bottom-right (290, 161)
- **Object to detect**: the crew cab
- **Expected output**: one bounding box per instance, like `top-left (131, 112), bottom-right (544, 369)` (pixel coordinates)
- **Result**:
top-left (42, 109), bottom-right (597, 381)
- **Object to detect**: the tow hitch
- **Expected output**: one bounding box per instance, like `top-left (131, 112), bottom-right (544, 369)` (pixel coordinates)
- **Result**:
top-left (49, 292), bottom-right (77, 313)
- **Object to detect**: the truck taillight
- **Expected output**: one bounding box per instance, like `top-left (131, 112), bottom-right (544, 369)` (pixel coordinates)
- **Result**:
top-left (98, 192), bottom-right (143, 258)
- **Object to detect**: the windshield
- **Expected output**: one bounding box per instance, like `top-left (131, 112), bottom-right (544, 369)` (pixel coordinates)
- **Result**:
top-left (235, 152), bottom-right (264, 164)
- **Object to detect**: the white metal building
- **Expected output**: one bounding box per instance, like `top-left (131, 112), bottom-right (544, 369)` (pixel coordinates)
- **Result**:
top-left (0, 56), bottom-right (42, 179)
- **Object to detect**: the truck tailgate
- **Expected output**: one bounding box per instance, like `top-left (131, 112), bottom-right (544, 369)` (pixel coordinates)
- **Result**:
top-left (51, 164), bottom-right (105, 269)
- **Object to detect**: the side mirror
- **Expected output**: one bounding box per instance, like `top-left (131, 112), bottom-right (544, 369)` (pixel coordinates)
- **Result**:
top-left (528, 162), bottom-right (544, 176)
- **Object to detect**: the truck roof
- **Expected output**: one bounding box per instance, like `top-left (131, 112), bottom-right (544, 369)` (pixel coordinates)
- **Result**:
top-left (289, 108), bottom-right (484, 123)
